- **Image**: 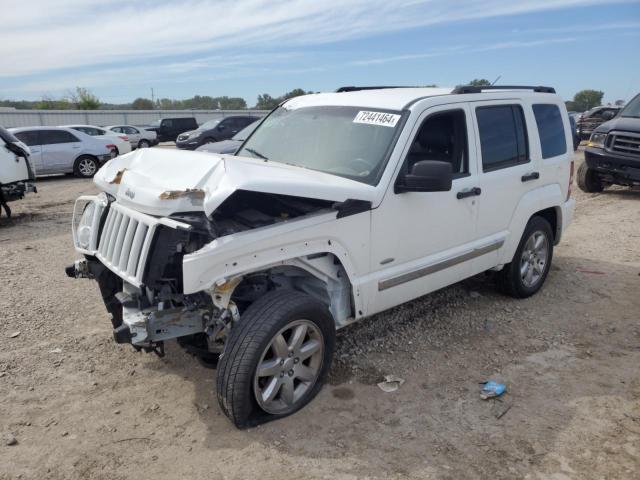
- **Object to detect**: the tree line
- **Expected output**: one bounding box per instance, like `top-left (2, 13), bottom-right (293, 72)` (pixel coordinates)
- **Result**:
top-left (0, 84), bottom-right (625, 112)
top-left (0, 87), bottom-right (313, 111)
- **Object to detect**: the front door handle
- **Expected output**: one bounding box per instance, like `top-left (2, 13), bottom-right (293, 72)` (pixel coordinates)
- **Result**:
top-left (521, 171), bottom-right (540, 182)
top-left (456, 187), bottom-right (481, 199)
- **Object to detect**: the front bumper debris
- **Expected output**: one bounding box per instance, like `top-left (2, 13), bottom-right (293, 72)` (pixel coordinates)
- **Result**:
top-left (120, 302), bottom-right (210, 347)
top-left (65, 259), bottom-right (95, 279)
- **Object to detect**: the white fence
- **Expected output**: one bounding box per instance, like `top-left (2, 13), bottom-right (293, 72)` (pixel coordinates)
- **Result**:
top-left (0, 109), bottom-right (270, 128)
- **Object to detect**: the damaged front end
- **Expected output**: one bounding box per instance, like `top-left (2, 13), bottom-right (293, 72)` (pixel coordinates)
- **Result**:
top-left (66, 187), bottom-right (340, 358)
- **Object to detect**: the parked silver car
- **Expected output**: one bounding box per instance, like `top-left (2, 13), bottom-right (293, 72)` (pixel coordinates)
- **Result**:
top-left (104, 125), bottom-right (157, 149)
top-left (62, 125), bottom-right (132, 155)
top-left (10, 127), bottom-right (116, 178)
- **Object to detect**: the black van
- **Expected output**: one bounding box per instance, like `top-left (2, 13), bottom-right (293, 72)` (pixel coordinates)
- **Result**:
top-left (146, 117), bottom-right (198, 142)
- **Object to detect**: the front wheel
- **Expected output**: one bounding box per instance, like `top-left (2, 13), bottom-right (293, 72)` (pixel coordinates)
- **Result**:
top-left (577, 162), bottom-right (603, 193)
top-left (216, 290), bottom-right (335, 428)
top-left (498, 216), bottom-right (554, 298)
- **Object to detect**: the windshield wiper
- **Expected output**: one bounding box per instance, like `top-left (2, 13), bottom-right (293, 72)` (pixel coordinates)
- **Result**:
top-left (244, 148), bottom-right (269, 160)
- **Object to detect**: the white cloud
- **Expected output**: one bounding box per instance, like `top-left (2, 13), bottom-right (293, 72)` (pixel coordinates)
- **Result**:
top-left (352, 37), bottom-right (580, 66)
top-left (0, 0), bottom-right (633, 78)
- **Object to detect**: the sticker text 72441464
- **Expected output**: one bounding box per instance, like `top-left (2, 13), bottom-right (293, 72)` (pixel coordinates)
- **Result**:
top-left (353, 111), bottom-right (401, 128)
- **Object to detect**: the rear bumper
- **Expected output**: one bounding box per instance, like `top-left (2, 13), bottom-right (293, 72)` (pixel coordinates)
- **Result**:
top-left (560, 198), bottom-right (576, 243)
top-left (585, 147), bottom-right (640, 183)
top-left (99, 152), bottom-right (117, 163)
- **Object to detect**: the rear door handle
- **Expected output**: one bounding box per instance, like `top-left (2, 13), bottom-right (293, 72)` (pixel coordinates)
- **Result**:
top-left (456, 187), bottom-right (481, 199)
top-left (521, 171), bottom-right (540, 182)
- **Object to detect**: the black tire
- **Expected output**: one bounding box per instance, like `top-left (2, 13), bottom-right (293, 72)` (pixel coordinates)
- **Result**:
top-left (577, 162), bottom-right (603, 193)
top-left (498, 216), bottom-right (554, 298)
top-left (74, 155), bottom-right (99, 178)
top-left (138, 140), bottom-right (150, 148)
top-left (216, 289), bottom-right (335, 428)
top-left (203, 137), bottom-right (216, 144)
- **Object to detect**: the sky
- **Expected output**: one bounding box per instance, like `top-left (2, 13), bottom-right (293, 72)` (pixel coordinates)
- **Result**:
top-left (1, 0), bottom-right (639, 106)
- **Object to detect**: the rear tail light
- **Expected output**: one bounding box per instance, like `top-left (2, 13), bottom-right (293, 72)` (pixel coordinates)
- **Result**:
top-left (106, 144), bottom-right (116, 150)
top-left (119, 135), bottom-right (129, 141)
top-left (567, 160), bottom-right (574, 200)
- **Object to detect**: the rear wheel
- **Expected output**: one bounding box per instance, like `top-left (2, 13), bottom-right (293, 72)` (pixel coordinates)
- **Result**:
top-left (74, 156), bottom-right (98, 178)
top-left (577, 162), bottom-right (603, 193)
top-left (216, 290), bottom-right (334, 428)
top-left (498, 216), bottom-right (553, 298)
top-left (138, 140), bottom-right (150, 148)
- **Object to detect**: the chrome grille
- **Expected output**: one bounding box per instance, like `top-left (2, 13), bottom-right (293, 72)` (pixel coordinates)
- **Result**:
top-left (96, 203), bottom-right (158, 287)
top-left (611, 132), bottom-right (640, 157)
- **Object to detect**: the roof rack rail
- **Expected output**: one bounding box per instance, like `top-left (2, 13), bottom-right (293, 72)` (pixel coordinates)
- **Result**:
top-left (335, 86), bottom-right (413, 92)
top-left (452, 85), bottom-right (556, 94)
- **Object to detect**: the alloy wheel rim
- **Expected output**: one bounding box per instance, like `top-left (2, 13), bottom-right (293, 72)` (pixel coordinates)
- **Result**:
top-left (253, 319), bottom-right (324, 414)
top-left (520, 231), bottom-right (549, 288)
top-left (79, 159), bottom-right (96, 176)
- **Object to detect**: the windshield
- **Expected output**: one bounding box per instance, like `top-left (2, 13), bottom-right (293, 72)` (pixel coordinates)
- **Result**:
top-left (621, 94), bottom-right (640, 118)
top-left (199, 119), bottom-right (221, 130)
top-left (232, 120), bottom-right (259, 141)
top-left (237, 106), bottom-right (403, 185)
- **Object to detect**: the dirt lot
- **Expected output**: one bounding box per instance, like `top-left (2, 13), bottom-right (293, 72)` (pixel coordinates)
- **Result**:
top-left (1, 150), bottom-right (639, 480)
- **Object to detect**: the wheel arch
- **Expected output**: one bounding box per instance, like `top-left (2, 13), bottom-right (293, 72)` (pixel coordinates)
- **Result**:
top-left (500, 183), bottom-right (564, 264)
top-left (208, 251), bottom-right (359, 328)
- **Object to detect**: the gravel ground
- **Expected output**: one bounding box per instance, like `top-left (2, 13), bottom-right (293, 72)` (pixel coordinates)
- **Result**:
top-left (1, 150), bottom-right (639, 479)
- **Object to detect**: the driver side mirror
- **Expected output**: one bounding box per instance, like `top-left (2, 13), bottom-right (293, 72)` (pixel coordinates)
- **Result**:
top-left (217, 124), bottom-right (226, 131)
top-left (395, 160), bottom-right (453, 193)
top-left (601, 110), bottom-right (616, 121)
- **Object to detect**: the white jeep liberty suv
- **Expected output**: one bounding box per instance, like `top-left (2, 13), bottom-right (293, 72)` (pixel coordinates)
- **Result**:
top-left (67, 85), bottom-right (576, 427)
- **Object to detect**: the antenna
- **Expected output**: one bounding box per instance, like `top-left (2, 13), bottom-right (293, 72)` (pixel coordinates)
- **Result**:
top-left (491, 75), bottom-right (502, 86)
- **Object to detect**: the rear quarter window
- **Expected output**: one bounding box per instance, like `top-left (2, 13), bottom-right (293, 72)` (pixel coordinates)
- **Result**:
top-left (532, 104), bottom-right (567, 159)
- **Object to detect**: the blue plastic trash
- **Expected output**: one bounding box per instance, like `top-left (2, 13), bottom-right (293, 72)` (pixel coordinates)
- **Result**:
top-left (480, 381), bottom-right (507, 399)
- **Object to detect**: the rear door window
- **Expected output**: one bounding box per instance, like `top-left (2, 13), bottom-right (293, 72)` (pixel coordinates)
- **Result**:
top-left (532, 104), bottom-right (567, 159)
top-left (476, 105), bottom-right (529, 172)
top-left (41, 130), bottom-right (79, 145)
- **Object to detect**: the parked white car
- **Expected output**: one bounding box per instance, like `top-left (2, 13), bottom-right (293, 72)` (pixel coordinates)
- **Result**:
top-left (62, 125), bottom-right (132, 155)
top-left (10, 126), bottom-right (116, 178)
top-left (67, 85), bottom-right (575, 427)
top-left (0, 127), bottom-right (36, 218)
top-left (104, 125), bottom-right (157, 149)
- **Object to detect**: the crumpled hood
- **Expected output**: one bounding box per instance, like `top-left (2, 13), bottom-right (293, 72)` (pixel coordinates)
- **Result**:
top-left (94, 148), bottom-right (376, 217)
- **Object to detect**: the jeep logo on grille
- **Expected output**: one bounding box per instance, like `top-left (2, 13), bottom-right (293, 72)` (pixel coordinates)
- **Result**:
top-left (125, 189), bottom-right (135, 199)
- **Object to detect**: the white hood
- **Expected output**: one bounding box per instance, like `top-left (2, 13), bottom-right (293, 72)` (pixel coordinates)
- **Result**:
top-left (94, 148), bottom-right (376, 217)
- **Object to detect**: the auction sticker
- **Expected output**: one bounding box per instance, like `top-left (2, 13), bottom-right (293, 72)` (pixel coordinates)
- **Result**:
top-left (353, 111), bottom-right (400, 128)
